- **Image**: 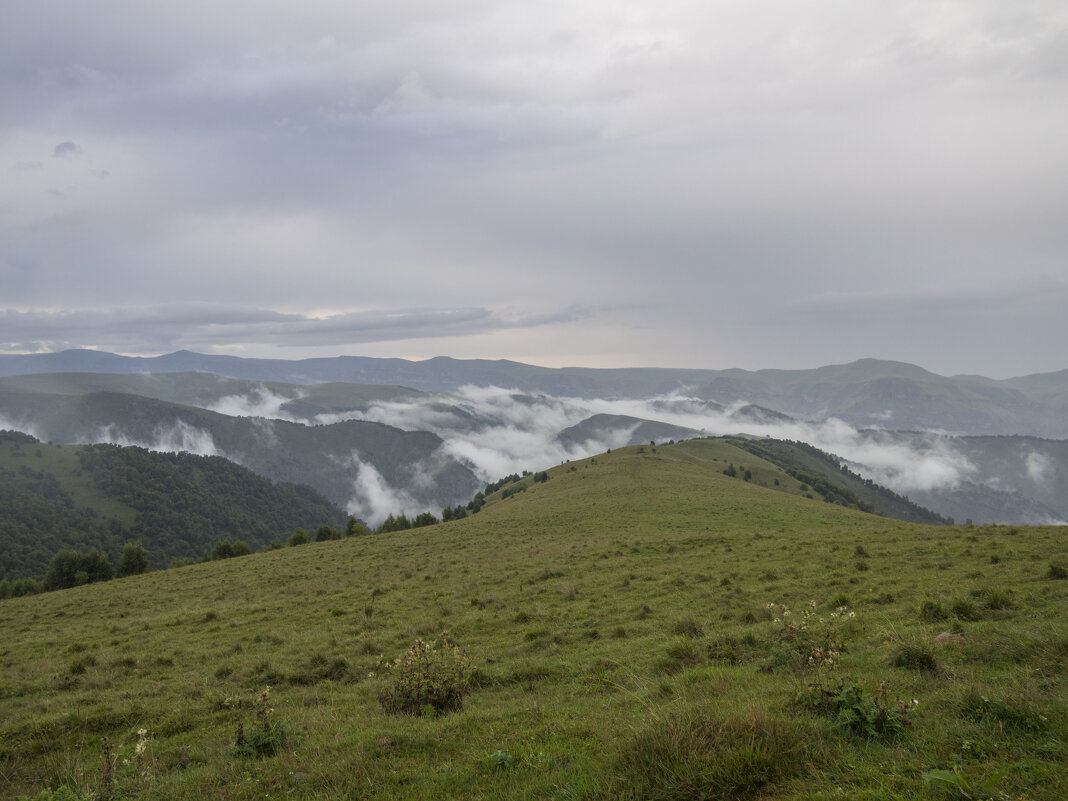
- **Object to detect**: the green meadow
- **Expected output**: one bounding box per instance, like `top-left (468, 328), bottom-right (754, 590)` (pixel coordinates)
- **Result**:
top-left (1, 440), bottom-right (1066, 800)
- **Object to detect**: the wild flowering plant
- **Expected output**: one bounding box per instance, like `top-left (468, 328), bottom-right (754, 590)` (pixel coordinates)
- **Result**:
top-left (231, 686), bottom-right (289, 758)
top-left (766, 600), bottom-right (855, 681)
top-left (376, 632), bottom-right (473, 716)
top-left (767, 601), bottom-right (919, 740)
top-left (797, 679), bottom-right (918, 740)
top-left (124, 728), bottom-right (152, 780)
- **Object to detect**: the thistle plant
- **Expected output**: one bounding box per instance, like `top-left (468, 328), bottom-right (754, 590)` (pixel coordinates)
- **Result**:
top-left (797, 679), bottom-right (917, 740)
top-left (124, 728), bottom-right (152, 781)
top-left (376, 632), bottom-right (473, 716)
top-left (231, 686), bottom-right (289, 758)
top-left (766, 600), bottom-right (854, 682)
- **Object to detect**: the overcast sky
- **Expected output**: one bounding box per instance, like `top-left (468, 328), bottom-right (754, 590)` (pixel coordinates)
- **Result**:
top-left (2, 1), bottom-right (1066, 378)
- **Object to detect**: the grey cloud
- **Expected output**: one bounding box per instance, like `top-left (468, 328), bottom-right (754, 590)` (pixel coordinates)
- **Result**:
top-left (0, 304), bottom-right (595, 355)
top-left (2, 2), bottom-right (1067, 376)
top-left (51, 141), bottom-right (79, 158)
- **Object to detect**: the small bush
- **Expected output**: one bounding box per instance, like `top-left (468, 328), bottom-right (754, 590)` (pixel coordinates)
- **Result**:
top-left (286, 530), bottom-right (310, 547)
top-left (376, 634), bottom-right (472, 716)
top-left (1047, 564), bottom-right (1067, 580)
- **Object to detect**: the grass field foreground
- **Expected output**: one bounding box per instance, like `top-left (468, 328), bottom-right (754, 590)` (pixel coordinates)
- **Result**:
top-left (1, 441), bottom-right (1066, 800)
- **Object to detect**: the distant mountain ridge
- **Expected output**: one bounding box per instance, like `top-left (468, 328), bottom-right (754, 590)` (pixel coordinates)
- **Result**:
top-left (1, 350), bottom-right (1065, 436)
top-left (1, 352), bottom-right (1066, 526)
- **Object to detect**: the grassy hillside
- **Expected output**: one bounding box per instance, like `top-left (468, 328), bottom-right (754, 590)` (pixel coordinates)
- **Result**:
top-left (1, 443), bottom-right (1065, 800)
top-left (722, 437), bottom-right (952, 524)
top-left (0, 431), bottom-right (346, 582)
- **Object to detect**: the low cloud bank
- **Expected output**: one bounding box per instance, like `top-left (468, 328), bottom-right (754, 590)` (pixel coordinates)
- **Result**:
top-left (86, 421), bottom-right (221, 457)
top-left (208, 387), bottom-right (299, 419)
top-left (0, 415), bottom-right (42, 441)
top-left (339, 451), bottom-right (419, 527)
top-left (1025, 451), bottom-right (1054, 484)
top-left (316, 386), bottom-right (977, 496)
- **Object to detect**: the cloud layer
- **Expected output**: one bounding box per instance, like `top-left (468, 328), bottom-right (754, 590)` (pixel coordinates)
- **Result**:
top-left (3, 2), bottom-right (1067, 375)
top-left (309, 385), bottom-right (980, 496)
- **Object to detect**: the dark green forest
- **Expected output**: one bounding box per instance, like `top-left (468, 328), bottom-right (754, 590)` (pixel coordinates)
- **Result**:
top-left (0, 431), bottom-right (346, 584)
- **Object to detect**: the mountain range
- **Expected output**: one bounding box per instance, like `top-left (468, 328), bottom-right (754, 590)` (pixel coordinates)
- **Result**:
top-left (3, 350), bottom-right (1067, 436)
top-left (0, 350), bottom-right (1065, 527)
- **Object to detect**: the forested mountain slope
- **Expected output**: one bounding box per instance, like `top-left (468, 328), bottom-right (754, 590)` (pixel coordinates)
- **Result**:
top-left (0, 431), bottom-right (345, 581)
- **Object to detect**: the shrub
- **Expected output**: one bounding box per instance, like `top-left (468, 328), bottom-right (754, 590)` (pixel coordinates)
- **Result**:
top-left (116, 542), bottom-right (150, 577)
top-left (44, 549), bottom-right (113, 591)
top-left (1047, 564), bottom-right (1067, 580)
top-left (376, 634), bottom-right (472, 716)
top-left (208, 540), bottom-right (250, 560)
top-left (315, 525), bottom-right (339, 542)
top-left (286, 529), bottom-right (310, 547)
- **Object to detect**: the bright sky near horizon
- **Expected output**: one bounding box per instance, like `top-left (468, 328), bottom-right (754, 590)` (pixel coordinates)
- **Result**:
top-left (2, 1), bottom-right (1066, 378)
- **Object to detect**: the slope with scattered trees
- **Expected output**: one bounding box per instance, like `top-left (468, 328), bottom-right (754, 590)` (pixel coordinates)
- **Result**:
top-left (0, 431), bottom-right (346, 584)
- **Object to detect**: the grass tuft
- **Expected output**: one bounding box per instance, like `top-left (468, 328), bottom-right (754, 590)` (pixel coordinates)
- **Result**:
top-left (610, 704), bottom-right (810, 800)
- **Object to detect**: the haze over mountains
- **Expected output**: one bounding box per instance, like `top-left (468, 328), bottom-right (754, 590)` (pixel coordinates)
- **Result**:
top-left (0, 350), bottom-right (1066, 526)
top-left (2, 349), bottom-right (1067, 436)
